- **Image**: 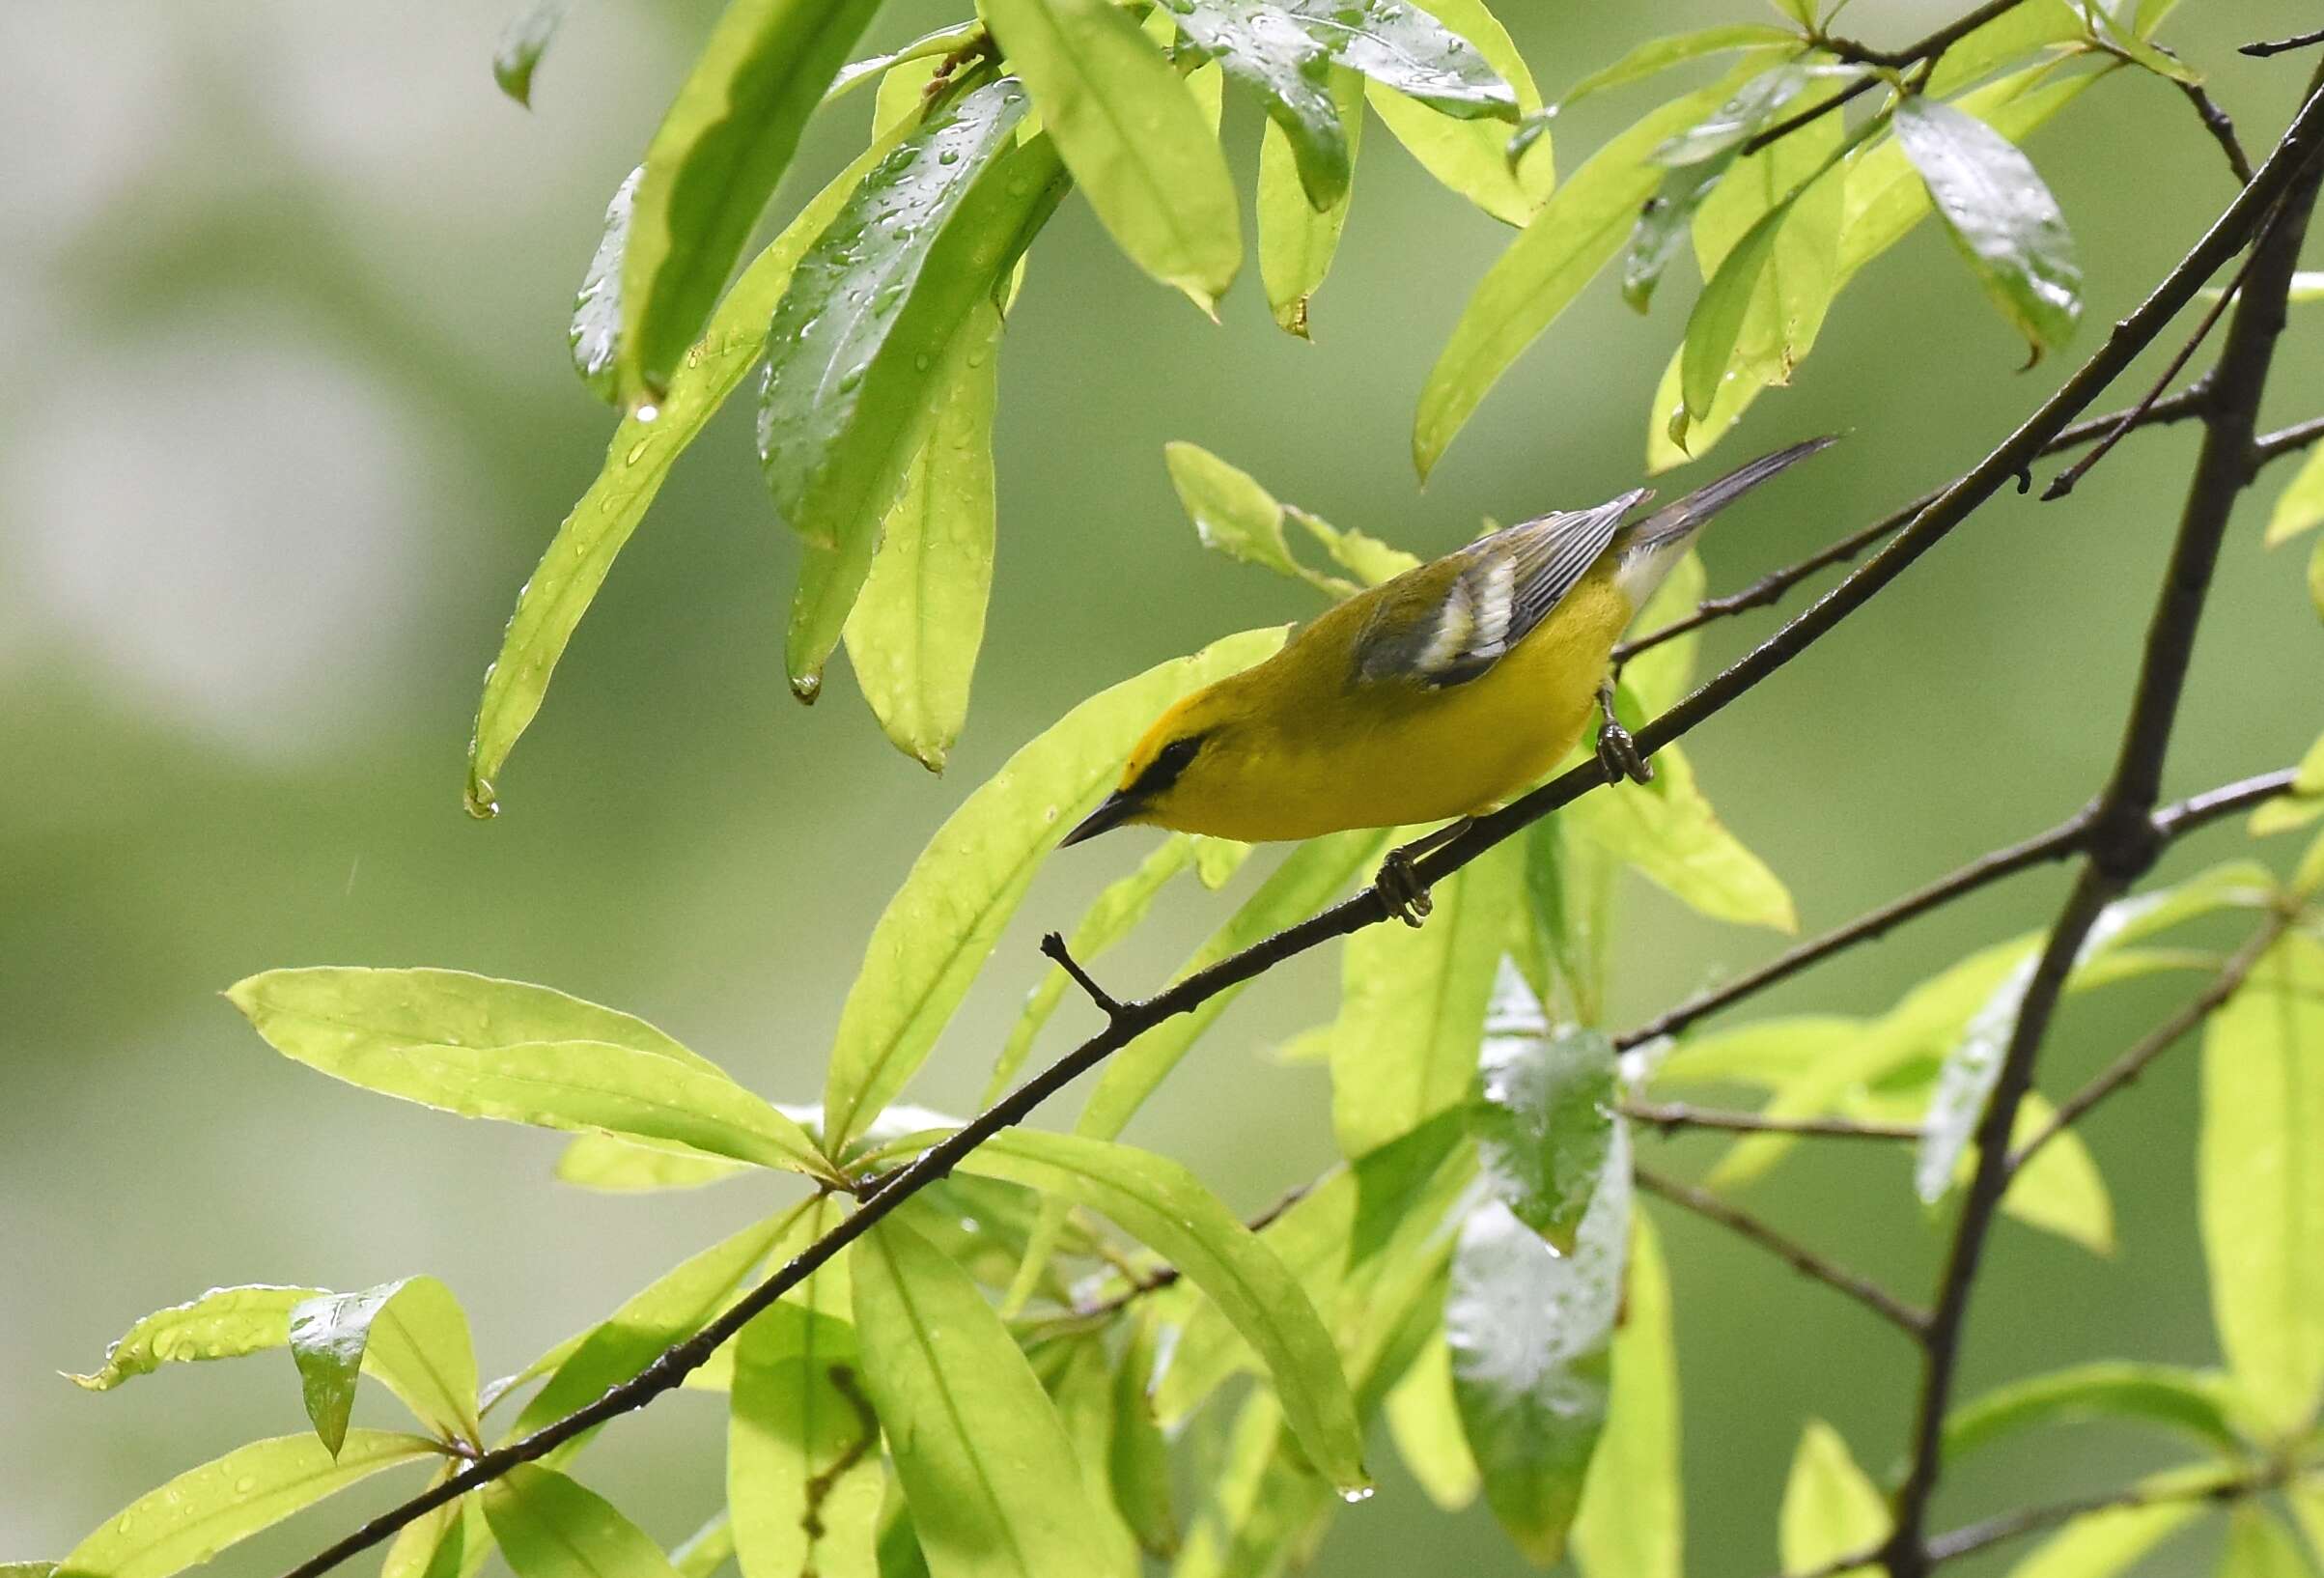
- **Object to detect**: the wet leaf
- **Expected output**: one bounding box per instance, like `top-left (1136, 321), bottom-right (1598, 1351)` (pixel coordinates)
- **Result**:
top-left (1331, 841), bottom-right (1524, 1156)
top-left (1470, 963), bottom-right (1614, 1253)
top-left (1565, 741), bottom-right (1796, 932)
top-left (1259, 68), bottom-right (1365, 336)
top-left (291, 1278), bottom-right (479, 1452)
top-left (1572, 1215), bottom-right (1681, 1578)
top-left (1385, 1335), bottom-right (1479, 1511)
top-left (1894, 95), bottom-right (2081, 359)
top-left (1943, 1362), bottom-right (2245, 1462)
top-left (1921, 0), bottom-right (2083, 97)
top-left (615, 0), bottom-right (884, 403)
top-left (1778, 1422), bottom-right (1885, 1577)
top-left (67, 1285), bottom-right (321, 1392)
top-left (2266, 445), bottom-right (2324, 547)
top-left (1299, 0), bottom-right (1520, 116)
top-left (957, 1130), bottom-right (1367, 1492)
top-left (840, 297), bottom-right (1002, 772)
top-left (1164, 442), bottom-right (1350, 593)
top-left (552, 1133), bottom-right (753, 1193)
top-left (821, 627), bottom-right (1282, 1152)
top-left (852, 1216), bottom-right (1126, 1578)
top-left (485, 1467), bottom-right (681, 1578)
top-left (1559, 24), bottom-right (1798, 107)
top-left (2200, 933), bottom-right (2324, 1436)
top-left (465, 122), bottom-right (911, 817)
top-left (1355, 0), bottom-right (1540, 226)
top-left (495, 0), bottom-right (574, 107)
top-left (56, 1432), bottom-right (434, 1578)
top-left (730, 1305), bottom-right (880, 1578)
top-left (1172, 0), bottom-right (1350, 208)
top-left (984, 0), bottom-right (1240, 310)
top-left (570, 166), bottom-right (639, 403)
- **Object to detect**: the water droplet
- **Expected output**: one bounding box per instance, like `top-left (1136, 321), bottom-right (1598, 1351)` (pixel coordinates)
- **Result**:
top-left (913, 352), bottom-right (932, 372)
top-left (625, 438), bottom-right (651, 465)
top-left (938, 149), bottom-right (961, 165)
top-left (234, 1476), bottom-right (259, 1494)
top-left (1339, 1484), bottom-right (1375, 1505)
top-left (633, 402), bottom-right (660, 424)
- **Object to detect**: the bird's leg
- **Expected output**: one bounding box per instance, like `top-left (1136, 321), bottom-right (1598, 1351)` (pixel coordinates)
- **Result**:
top-left (1374, 819), bottom-right (1470, 927)
top-left (1595, 677), bottom-right (1654, 786)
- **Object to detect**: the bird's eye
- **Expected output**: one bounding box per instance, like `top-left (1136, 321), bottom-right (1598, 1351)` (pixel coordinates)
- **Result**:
top-left (1159, 737), bottom-right (1202, 770)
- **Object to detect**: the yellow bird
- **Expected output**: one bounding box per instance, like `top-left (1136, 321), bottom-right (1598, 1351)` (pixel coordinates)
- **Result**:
top-left (1061, 437), bottom-right (1834, 917)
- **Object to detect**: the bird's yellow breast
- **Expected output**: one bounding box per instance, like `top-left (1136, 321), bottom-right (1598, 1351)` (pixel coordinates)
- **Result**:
top-left (1157, 562), bottom-right (1634, 842)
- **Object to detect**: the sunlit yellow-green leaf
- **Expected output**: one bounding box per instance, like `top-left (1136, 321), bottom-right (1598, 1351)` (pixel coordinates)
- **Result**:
top-left (2220, 1508), bottom-right (2310, 1578)
top-left (1163, 442), bottom-right (1350, 594)
top-left (1778, 1421), bottom-right (1885, 1577)
top-left (67, 1285), bottom-right (321, 1392)
top-left (292, 1277), bottom-right (479, 1452)
top-left (1943, 1362), bottom-right (2245, 1463)
top-left (2002, 1468), bottom-right (2221, 1578)
top-left (2267, 446), bottom-right (2324, 547)
top-left (1385, 1336), bottom-right (1479, 1511)
top-left (485, 1466), bottom-right (682, 1578)
top-left (553, 1133), bottom-right (753, 1193)
top-left (1572, 1214), bottom-right (1681, 1578)
top-left (1259, 69), bottom-right (1365, 338)
top-left (1558, 24), bottom-right (1799, 107)
top-left (1894, 95), bottom-right (2081, 359)
top-left (1994, 1091), bottom-right (2114, 1254)
top-left (1566, 742), bottom-right (1796, 932)
top-left (731, 1303), bottom-right (879, 1578)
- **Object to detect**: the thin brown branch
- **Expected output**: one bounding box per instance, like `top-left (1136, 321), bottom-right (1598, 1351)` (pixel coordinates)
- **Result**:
top-left (1614, 383), bottom-right (2214, 664)
top-left (2244, 28), bottom-right (2324, 61)
top-left (2151, 767), bottom-right (2301, 837)
top-left (269, 81), bottom-right (2324, 1578)
top-left (1620, 1100), bottom-right (1921, 1140)
top-left (2254, 411), bottom-right (2324, 465)
top-left (1922, 1466), bottom-right (2281, 1564)
top-left (1739, 0), bottom-right (2038, 156)
top-left (2176, 81), bottom-right (2256, 184)
top-left (1067, 1179), bottom-right (1312, 1319)
top-left (1637, 1165), bottom-right (1930, 1336)
top-left (1039, 930), bottom-right (1123, 1020)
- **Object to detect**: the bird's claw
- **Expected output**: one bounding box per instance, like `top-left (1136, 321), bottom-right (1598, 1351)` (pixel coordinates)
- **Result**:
top-left (1596, 717), bottom-right (1654, 785)
top-left (1375, 848), bottom-right (1434, 927)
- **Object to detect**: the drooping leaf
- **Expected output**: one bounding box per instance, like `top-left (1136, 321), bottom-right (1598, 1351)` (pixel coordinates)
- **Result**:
top-left (1385, 1335), bottom-right (1480, 1511)
top-left (67, 1285), bottom-right (322, 1392)
top-left (1470, 962), bottom-right (1616, 1253)
top-left (56, 1432), bottom-right (434, 1578)
top-left (485, 1466), bottom-right (683, 1578)
top-left (1414, 61), bottom-right (1762, 479)
top-left (570, 166), bottom-right (637, 402)
top-left (1450, 1126), bottom-right (1630, 1565)
top-left (840, 296), bottom-right (1003, 771)
top-left (615, 0), bottom-right (884, 404)
top-left (1301, 0), bottom-right (1521, 116)
top-left (2199, 934), bottom-right (2324, 1436)
top-left (1110, 1314), bottom-right (1179, 1557)
top-left (1027, 1337), bottom-right (1141, 1577)
top-left (553, 1133), bottom-right (753, 1193)
top-left (2001, 1470), bottom-right (2219, 1578)
top-left (1893, 95), bottom-right (2081, 359)
top-left (2220, 1509), bottom-right (2310, 1578)
top-left (850, 1216), bottom-right (1126, 1578)
top-left (730, 1304), bottom-right (881, 1578)
top-left (380, 1491), bottom-right (490, 1578)
top-left (291, 1278), bottom-right (479, 1453)
top-left (1994, 1090), bottom-right (2114, 1254)
top-left (1332, 841), bottom-right (1524, 1156)
top-left (1171, 0), bottom-right (1350, 208)
top-left (1778, 1422), bottom-right (1886, 1577)
top-left (1167, 1390), bottom-right (1332, 1578)
top-left (821, 627), bottom-right (1282, 1152)
top-left (464, 121), bottom-right (911, 817)
top-left (983, 0), bottom-right (1240, 310)
top-left (1162, 442), bottom-right (1351, 594)
top-left (1559, 25), bottom-right (1800, 106)
top-left (954, 1130), bottom-right (1367, 1492)
top-left (1191, 835), bottom-right (1250, 888)
top-left (1358, 0), bottom-right (1542, 227)
top-left (1943, 1362), bottom-right (2245, 1462)
top-left (672, 1511), bottom-right (736, 1578)
top-left (1259, 68), bottom-right (1366, 337)
top-left (2267, 446), bottom-right (2324, 547)
top-left (1650, 63), bottom-right (1816, 167)
top-left (230, 970), bottom-right (830, 1180)
top-left (1921, 0), bottom-right (2083, 97)
top-left (494, 0), bottom-right (574, 107)
top-left (1572, 1214), bottom-right (1681, 1578)
top-left (1291, 507), bottom-right (1419, 585)
top-left (1565, 741), bottom-right (1797, 932)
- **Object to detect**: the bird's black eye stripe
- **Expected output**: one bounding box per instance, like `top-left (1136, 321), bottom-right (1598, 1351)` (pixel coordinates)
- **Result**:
top-left (1134, 733), bottom-right (1207, 795)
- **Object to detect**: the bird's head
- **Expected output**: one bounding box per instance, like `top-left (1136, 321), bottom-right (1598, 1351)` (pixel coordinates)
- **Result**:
top-left (1059, 685), bottom-right (1241, 847)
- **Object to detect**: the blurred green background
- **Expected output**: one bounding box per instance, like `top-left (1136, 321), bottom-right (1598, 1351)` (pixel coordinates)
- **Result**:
top-left (5, 0), bottom-right (2320, 1570)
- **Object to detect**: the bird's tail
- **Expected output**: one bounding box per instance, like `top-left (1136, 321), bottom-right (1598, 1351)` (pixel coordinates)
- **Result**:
top-left (1611, 435), bottom-right (1839, 606)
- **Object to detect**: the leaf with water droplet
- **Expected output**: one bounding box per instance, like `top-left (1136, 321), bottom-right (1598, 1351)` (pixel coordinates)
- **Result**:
top-left (290, 1277), bottom-right (479, 1454)
top-left (1291, 0), bottom-right (1519, 118)
top-left (614, 0), bottom-right (886, 404)
top-left (1257, 66), bottom-right (1365, 336)
top-left (568, 166), bottom-right (638, 404)
top-left (492, 0), bottom-right (574, 108)
top-left (65, 1285), bottom-right (323, 1393)
top-left (1167, 0), bottom-right (1352, 208)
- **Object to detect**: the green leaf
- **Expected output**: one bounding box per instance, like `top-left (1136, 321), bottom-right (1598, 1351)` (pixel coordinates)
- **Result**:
top-left (766, 86), bottom-right (1064, 691)
top-left (1385, 1335), bottom-right (1480, 1511)
top-left (1304, 0), bottom-right (1523, 117)
top-left (1470, 965), bottom-right (1615, 1253)
top-left (57, 1431), bottom-right (434, 1578)
top-left (672, 1512), bottom-right (736, 1578)
top-left (2201, 933), bottom-right (2324, 1436)
top-left (822, 627), bottom-right (1282, 1152)
top-left (515, 1206), bottom-right (799, 1439)
top-left (2311, 533), bottom-right (2324, 623)
top-left (1996, 1090), bottom-right (2114, 1254)
top-left (2267, 446), bottom-right (2324, 548)
top-left (1652, 1014), bottom-right (1863, 1089)
top-left (1331, 840), bottom-right (1524, 1156)
top-left (955, 1130), bottom-right (1367, 1492)
top-left (292, 1278), bottom-right (479, 1453)
top-left (1893, 95), bottom-right (2081, 360)
top-left (1778, 1421), bottom-right (1885, 1577)
top-left (2221, 1510), bottom-right (2310, 1578)
top-left (494, 0), bottom-right (574, 107)
top-left (1109, 1315), bottom-right (1179, 1557)
top-left (379, 1475), bottom-right (489, 1578)
top-left (463, 121), bottom-right (910, 818)
top-left (1414, 61), bottom-right (1761, 479)
top-left (983, 0), bottom-right (1240, 310)
top-left (569, 166), bottom-right (636, 403)
top-left (1259, 68), bottom-right (1365, 338)
top-left (731, 1305), bottom-right (881, 1578)
top-left (2002, 1471), bottom-right (2217, 1578)
top-left (553, 1133), bottom-right (753, 1193)
top-left (1565, 742), bottom-right (1797, 932)
top-left (840, 296), bottom-right (1002, 772)
top-left (1449, 1129), bottom-right (1630, 1565)
top-left (67, 1285), bottom-right (322, 1392)
top-left (1921, 0), bottom-right (2083, 97)
top-left (1163, 442), bottom-right (1351, 594)
top-left (1171, 1), bottom-right (1350, 207)
top-left (485, 1466), bottom-right (682, 1578)
top-left (851, 1216), bottom-right (1126, 1578)
top-left (1679, 199), bottom-right (1786, 420)
top-left (1572, 1213), bottom-right (1681, 1578)
top-left (1191, 835), bottom-right (1250, 888)
top-left (1559, 25), bottom-right (1799, 106)
top-left (1364, 0), bottom-right (1547, 231)
top-left (1944, 1362), bottom-right (2245, 1462)
top-left (1167, 1391), bottom-right (1335, 1578)
top-left (1290, 507), bottom-right (1419, 585)
top-left (1652, 63), bottom-right (1820, 167)
top-left (615, 0), bottom-right (883, 404)
top-left (229, 970), bottom-right (831, 1181)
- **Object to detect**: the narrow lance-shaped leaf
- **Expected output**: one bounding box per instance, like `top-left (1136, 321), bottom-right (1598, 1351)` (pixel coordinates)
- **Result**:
top-left (1558, 24), bottom-right (1799, 107)
top-left (1260, 67), bottom-right (1365, 337)
top-left (1352, 0), bottom-right (1540, 227)
top-left (570, 166), bottom-right (638, 403)
top-left (1297, 0), bottom-right (1519, 116)
top-left (953, 1129), bottom-right (1368, 1492)
top-left (2220, 1509), bottom-right (2310, 1578)
top-left (851, 1216), bottom-right (1127, 1578)
top-left (839, 296), bottom-right (1003, 772)
top-left (1385, 1335), bottom-right (1480, 1511)
top-left (1110, 1315), bottom-right (1179, 1558)
top-left (494, 0), bottom-right (574, 108)
top-left (1992, 1089), bottom-right (2114, 1255)
top-left (1572, 1214), bottom-right (1682, 1578)
top-left (1028, 1338), bottom-right (1141, 1577)
top-left (1473, 976), bottom-right (1615, 1254)
top-left (1564, 741), bottom-right (1797, 932)
top-left (1894, 95), bottom-right (2081, 360)
top-left (1778, 1422), bottom-right (1886, 1578)
top-left (1171, 0), bottom-right (1350, 208)
top-left (554, 1131), bottom-right (752, 1193)
top-left (616, 0), bottom-right (885, 403)
top-left (484, 1467), bottom-right (683, 1578)
top-left (2000, 1468), bottom-right (2223, 1578)
top-left (1942, 1362), bottom-right (2246, 1463)
top-left (671, 1511), bottom-right (735, 1578)
top-left (2266, 444), bottom-right (2324, 547)
top-left (464, 120), bottom-right (913, 817)
top-left (1164, 441), bottom-right (1354, 594)
top-left (55, 1431), bottom-right (435, 1578)
top-left (731, 1304), bottom-right (881, 1578)
top-left (291, 1277), bottom-right (480, 1453)
top-left (67, 1285), bottom-right (322, 1392)
top-left (821, 627), bottom-right (1283, 1153)
top-left (982, 0), bottom-right (1240, 310)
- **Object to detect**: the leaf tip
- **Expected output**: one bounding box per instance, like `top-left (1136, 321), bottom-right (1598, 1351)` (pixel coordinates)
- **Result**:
top-left (462, 774), bottom-right (500, 820)
top-left (790, 672), bottom-right (824, 705)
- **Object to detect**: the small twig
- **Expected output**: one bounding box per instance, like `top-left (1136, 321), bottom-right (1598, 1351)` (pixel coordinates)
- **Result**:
top-left (2243, 27), bottom-right (2324, 61)
top-left (1068, 1181), bottom-right (1312, 1318)
top-left (2176, 81), bottom-right (2256, 184)
top-left (2253, 411), bottom-right (2324, 466)
top-left (1620, 1100), bottom-right (1922, 1141)
top-left (1636, 1165), bottom-right (1930, 1337)
top-left (1737, 0), bottom-right (2036, 157)
top-left (1040, 931), bottom-right (1124, 1020)
top-left (2151, 767), bottom-right (2301, 837)
top-left (1922, 1467), bottom-right (2279, 1564)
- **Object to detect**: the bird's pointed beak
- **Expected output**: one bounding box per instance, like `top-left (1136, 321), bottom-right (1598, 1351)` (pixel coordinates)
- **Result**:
top-left (1060, 790), bottom-right (1139, 848)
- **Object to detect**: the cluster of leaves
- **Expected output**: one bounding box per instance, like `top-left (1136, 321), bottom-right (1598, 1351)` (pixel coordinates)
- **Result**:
top-left (462, 0), bottom-right (2206, 816)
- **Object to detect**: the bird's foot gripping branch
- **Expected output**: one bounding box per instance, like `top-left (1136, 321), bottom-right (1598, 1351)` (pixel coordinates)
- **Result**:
top-left (33, 12), bottom-right (2324, 1578)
